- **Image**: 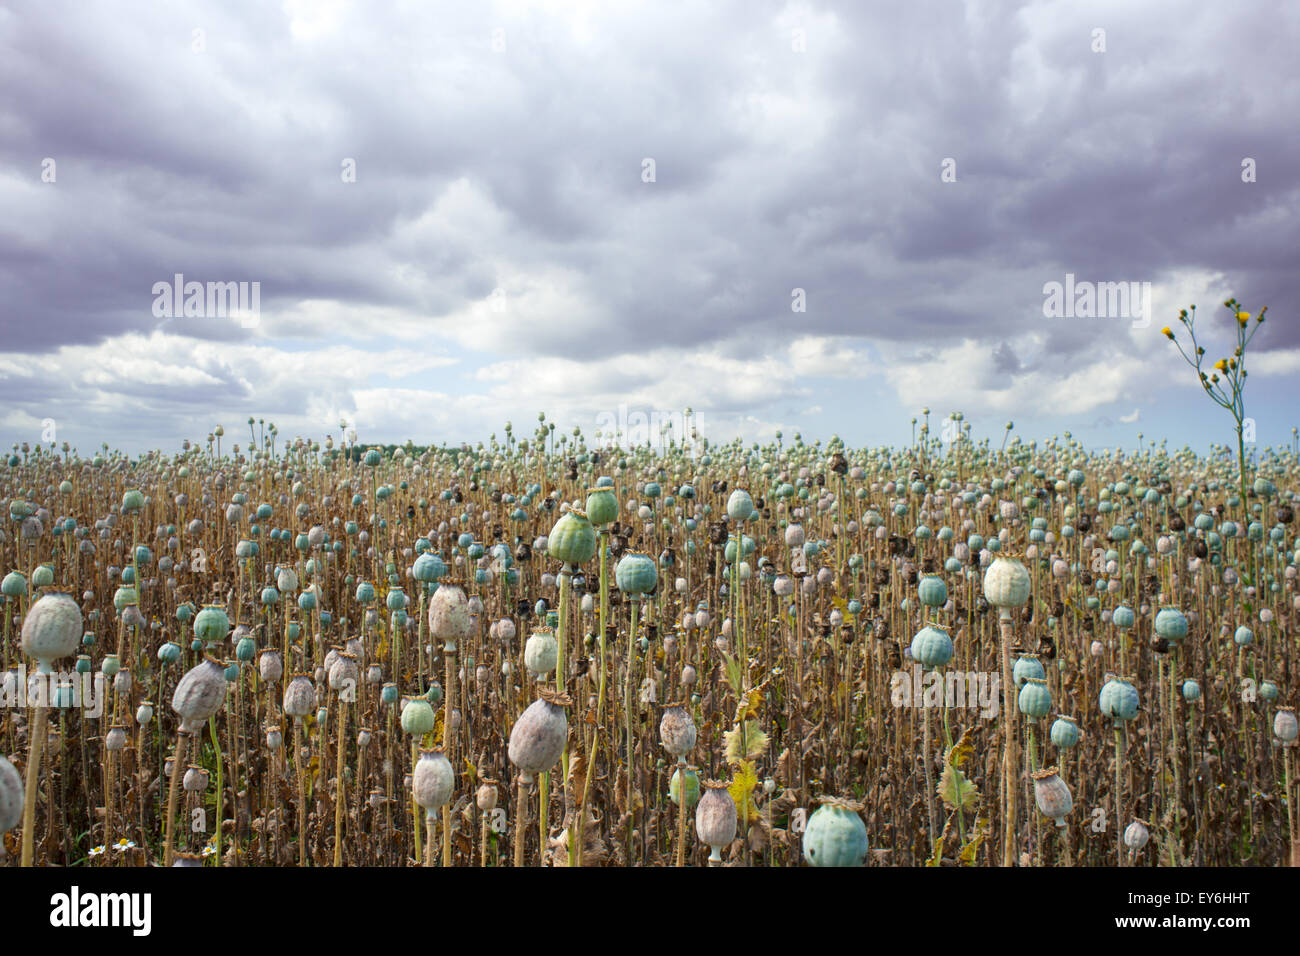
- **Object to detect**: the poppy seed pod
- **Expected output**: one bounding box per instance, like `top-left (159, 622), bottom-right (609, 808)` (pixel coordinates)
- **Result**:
top-left (104, 725), bottom-right (128, 752)
top-left (21, 590), bottom-right (82, 669)
top-left (282, 674), bottom-right (315, 720)
top-left (1274, 706), bottom-right (1298, 744)
top-left (508, 688), bottom-right (571, 782)
top-left (476, 781), bottom-right (498, 811)
top-left (524, 627), bottom-right (559, 677)
top-left (1031, 767), bottom-right (1073, 826)
top-left (182, 765), bottom-right (209, 792)
top-left (982, 555), bottom-right (1030, 611)
top-left (266, 726), bottom-right (283, 751)
top-left (695, 780), bottom-right (738, 863)
top-left (171, 656), bottom-right (228, 733)
top-left (328, 652), bottom-right (359, 693)
top-left (1123, 819), bottom-right (1149, 850)
top-left (412, 749), bottom-right (454, 811)
top-left (659, 702), bottom-right (697, 758)
top-left (259, 649), bottom-right (283, 683)
top-left (400, 696), bottom-right (436, 736)
top-left (547, 509), bottom-right (597, 566)
top-left (428, 581), bottom-right (472, 646)
top-left (0, 754), bottom-right (22, 833)
top-left (802, 797), bottom-right (868, 867)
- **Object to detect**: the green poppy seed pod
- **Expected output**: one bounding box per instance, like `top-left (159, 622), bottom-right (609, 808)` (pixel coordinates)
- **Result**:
top-left (669, 767), bottom-right (700, 808)
top-left (101, 653), bottom-right (121, 677)
top-left (412, 749), bottom-right (454, 811)
top-left (21, 590), bottom-right (82, 670)
top-left (1018, 678), bottom-right (1052, 718)
top-left (524, 627), bottom-right (558, 677)
top-left (547, 509), bottom-right (597, 565)
top-left (584, 487), bottom-right (619, 527)
top-left (171, 656), bottom-right (228, 733)
top-left (193, 604), bottom-right (230, 645)
top-left (982, 554), bottom-right (1030, 611)
top-left (696, 780), bottom-right (737, 862)
top-left (1, 571), bottom-right (27, 599)
top-left (615, 551), bottom-right (658, 595)
top-left (400, 696), bottom-right (436, 736)
top-left (1031, 768), bottom-right (1072, 826)
top-left (909, 623), bottom-right (953, 670)
top-left (802, 797), bottom-right (868, 867)
top-left (0, 754), bottom-right (22, 833)
top-left (917, 574), bottom-right (947, 607)
top-left (1099, 676), bottom-right (1139, 724)
top-left (1013, 654), bottom-right (1046, 688)
top-left (1154, 606), bottom-right (1188, 642)
top-left (428, 580), bottom-right (472, 646)
top-left (659, 702), bottom-right (697, 758)
top-left (508, 688), bottom-right (571, 782)
top-left (282, 673), bottom-right (315, 720)
top-left (1050, 715), bottom-right (1080, 749)
top-left (1274, 707), bottom-right (1298, 744)
top-left (121, 489), bottom-right (145, 513)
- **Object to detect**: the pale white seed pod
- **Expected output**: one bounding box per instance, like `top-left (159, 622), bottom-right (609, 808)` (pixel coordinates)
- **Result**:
top-left (171, 657), bottom-right (227, 733)
top-left (429, 582), bottom-right (472, 645)
top-left (696, 781), bottom-right (738, 858)
top-left (1123, 819), bottom-right (1149, 850)
top-left (1274, 707), bottom-right (1298, 744)
top-left (476, 783), bottom-right (498, 811)
top-left (104, 725), bottom-right (128, 752)
top-left (183, 765), bottom-right (210, 792)
top-left (524, 629), bottom-right (559, 677)
top-left (508, 689), bottom-right (570, 781)
top-left (659, 703), bottom-right (697, 758)
top-left (1032, 768), bottom-right (1072, 826)
top-left (283, 674), bottom-right (315, 719)
top-left (0, 755), bottom-right (23, 833)
top-left (412, 749), bottom-right (454, 811)
top-left (21, 591), bottom-right (83, 668)
top-left (259, 650), bottom-right (283, 683)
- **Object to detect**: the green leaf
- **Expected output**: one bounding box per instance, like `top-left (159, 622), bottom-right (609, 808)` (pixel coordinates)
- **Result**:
top-left (724, 720), bottom-right (769, 762)
top-left (938, 763), bottom-right (979, 812)
top-left (721, 652), bottom-right (742, 697)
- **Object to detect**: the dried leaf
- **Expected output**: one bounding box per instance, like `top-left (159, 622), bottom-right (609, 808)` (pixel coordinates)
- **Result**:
top-left (957, 817), bottom-right (986, 865)
top-left (944, 727), bottom-right (975, 769)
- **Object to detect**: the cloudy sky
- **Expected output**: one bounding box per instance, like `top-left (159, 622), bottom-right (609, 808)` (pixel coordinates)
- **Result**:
top-left (2, 0), bottom-right (1298, 459)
